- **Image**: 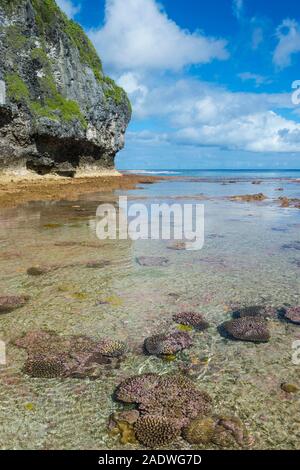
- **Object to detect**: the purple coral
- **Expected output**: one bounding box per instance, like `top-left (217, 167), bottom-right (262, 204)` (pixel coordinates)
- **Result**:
top-left (15, 330), bottom-right (127, 379)
top-left (144, 331), bottom-right (192, 356)
top-left (115, 373), bottom-right (159, 403)
top-left (172, 311), bottom-right (209, 330)
top-left (115, 373), bottom-right (212, 429)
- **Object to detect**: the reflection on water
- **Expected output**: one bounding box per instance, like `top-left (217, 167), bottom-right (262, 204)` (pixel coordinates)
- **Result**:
top-left (0, 175), bottom-right (299, 449)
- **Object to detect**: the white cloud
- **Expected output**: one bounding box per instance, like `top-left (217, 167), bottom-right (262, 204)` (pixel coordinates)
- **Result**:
top-left (89, 0), bottom-right (228, 72)
top-left (121, 76), bottom-right (300, 153)
top-left (56, 0), bottom-right (81, 18)
top-left (122, 77), bottom-right (292, 122)
top-left (117, 72), bottom-right (148, 109)
top-left (273, 18), bottom-right (300, 69)
top-left (174, 111), bottom-right (300, 152)
top-left (238, 72), bottom-right (271, 87)
top-left (232, 0), bottom-right (244, 20)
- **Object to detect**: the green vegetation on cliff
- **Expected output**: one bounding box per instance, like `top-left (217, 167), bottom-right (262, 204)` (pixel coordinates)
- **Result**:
top-left (6, 73), bottom-right (30, 102)
top-left (1, 0), bottom-right (131, 128)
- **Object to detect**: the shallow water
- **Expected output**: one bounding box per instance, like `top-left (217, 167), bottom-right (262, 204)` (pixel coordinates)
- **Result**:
top-left (0, 174), bottom-right (299, 450)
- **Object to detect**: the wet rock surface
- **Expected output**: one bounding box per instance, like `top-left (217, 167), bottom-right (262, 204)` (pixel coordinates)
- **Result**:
top-left (14, 330), bottom-right (127, 379)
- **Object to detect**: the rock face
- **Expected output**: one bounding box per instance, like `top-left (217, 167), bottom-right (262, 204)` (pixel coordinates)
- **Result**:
top-left (0, 1), bottom-right (131, 175)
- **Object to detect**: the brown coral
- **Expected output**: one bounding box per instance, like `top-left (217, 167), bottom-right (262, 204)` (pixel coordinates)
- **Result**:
top-left (173, 311), bottom-right (209, 331)
top-left (220, 317), bottom-right (270, 342)
top-left (183, 416), bottom-right (216, 444)
top-left (144, 331), bottom-right (192, 356)
top-left (15, 330), bottom-right (127, 379)
top-left (23, 354), bottom-right (66, 378)
top-left (115, 373), bottom-right (212, 429)
top-left (134, 415), bottom-right (180, 448)
top-left (97, 338), bottom-right (127, 357)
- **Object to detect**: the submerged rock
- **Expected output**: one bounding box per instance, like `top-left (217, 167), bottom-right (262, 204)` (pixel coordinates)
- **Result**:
top-left (211, 415), bottom-right (250, 448)
top-left (167, 241), bottom-right (187, 251)
top-left (282, 306), bottom-right (300, 325)
top-left (278, 197), bottom-right (300, 209)
top-left (229, 193), bottom-right (267, 202)
top-left (281, 241), bottom-right (300, 251)
top-left (0, 295), bottom-right (29, 314)
top-left (172, 311), bottom-right (210, 331)
top-left (281, 383), bottom-right (299, 393)
top-left (27, 265), bottom-right (58, 276)
top-left (85, 260), bottom-right (111, 269)
top-left (14, 330), bottom-right (127, 379)
top-left (134, 415), bottom-right (181, 448)
top-left (0, 1), bottom-right (131, 175)
top-left (136, 256), bottom-right (170, 267)
top-left (115, 373), bottom-right (212, 430)
top-left (144, 331), bottom-right (192, 356)
top-left (232, 305), bottom-right (278, 319)
top-left (219, 317), bottom-right (270, 342)
top-left (27, 259), bottom-right (110, 275)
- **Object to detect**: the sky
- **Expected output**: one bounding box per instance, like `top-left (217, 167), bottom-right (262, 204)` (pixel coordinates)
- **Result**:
top-left (56, 0), bottom-right (300, 169)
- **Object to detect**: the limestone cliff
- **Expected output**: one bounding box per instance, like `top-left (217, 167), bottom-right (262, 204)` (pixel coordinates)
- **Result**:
top-left (0, 0), bottom-right (131, 176)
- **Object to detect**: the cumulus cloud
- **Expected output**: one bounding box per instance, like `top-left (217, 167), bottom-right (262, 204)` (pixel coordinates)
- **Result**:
top-left (56, 0), bottom-right (81, 18)
top-left (121, 76), bottom-right (299, 153)
top-left (273, 18), bottom-right (300, 68)
top-left (174, 111), bottom-right (300, 152)
top-left (89, 0), bottom-right (228, 72)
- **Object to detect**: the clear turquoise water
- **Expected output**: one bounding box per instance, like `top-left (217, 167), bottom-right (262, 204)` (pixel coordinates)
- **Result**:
top-left (0, 172), bottom-right (299, 449)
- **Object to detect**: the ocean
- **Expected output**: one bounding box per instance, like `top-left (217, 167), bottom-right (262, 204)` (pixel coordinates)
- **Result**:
top-left (0, 170), bottom-right (299, 449)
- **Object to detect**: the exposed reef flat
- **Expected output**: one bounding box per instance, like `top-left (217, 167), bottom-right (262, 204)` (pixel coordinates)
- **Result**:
top-left (0, 171), bottom-right (160, 208)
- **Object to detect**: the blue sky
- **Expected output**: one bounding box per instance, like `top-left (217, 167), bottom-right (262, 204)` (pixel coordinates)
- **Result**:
top-left (57, 0), bottom-right (300, 169)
